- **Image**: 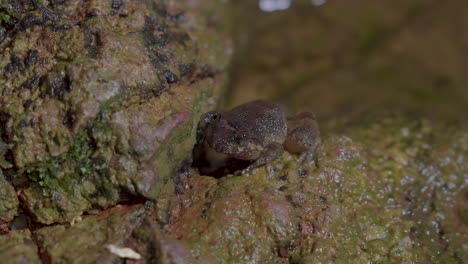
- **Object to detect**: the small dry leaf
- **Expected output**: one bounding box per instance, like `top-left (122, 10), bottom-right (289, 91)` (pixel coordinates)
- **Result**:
top-left (106, 244), bottom-right (141, 260)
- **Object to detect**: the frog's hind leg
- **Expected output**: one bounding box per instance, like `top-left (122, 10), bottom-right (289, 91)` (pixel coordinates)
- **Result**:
top-left (248, 142), bottom-right (284, 169)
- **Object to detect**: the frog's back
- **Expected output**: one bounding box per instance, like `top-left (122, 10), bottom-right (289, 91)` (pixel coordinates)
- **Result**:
top-left (227, 100), bottom-right (288, 144)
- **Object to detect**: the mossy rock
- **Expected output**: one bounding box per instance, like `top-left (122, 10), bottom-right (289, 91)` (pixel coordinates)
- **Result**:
top-left (28, 117), bottom-right (467, 262)
top-left (0, 230), bottom-right (40, 263)
top-left (0, 170), bottom-right (18, 228)
top-left (0, 0), bottom-right (232, 224)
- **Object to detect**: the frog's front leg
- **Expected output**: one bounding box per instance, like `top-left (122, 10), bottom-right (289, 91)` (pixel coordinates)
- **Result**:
top-left (248, 142), bottom-right (284, 169)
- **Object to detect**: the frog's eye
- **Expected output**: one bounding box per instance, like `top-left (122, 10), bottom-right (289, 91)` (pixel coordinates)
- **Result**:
top-left (202, 112), bottom-right (220, 124)
top-left (211, 113), bottom-right (220, 121)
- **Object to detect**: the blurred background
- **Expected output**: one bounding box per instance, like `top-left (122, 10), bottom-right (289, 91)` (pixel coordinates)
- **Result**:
top-left (226, 0), bottom-right (468, 129)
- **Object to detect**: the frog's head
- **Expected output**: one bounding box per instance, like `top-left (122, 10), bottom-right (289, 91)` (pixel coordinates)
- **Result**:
top-left (199, 111), bottom-right (246, 154)
top-left (196, 111), bottom-right (222, 142)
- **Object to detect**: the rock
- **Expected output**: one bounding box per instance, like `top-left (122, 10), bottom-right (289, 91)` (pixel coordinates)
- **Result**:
top-left (35, 204), bottom-right (147, 263)
top-left (126, 117), bottom-right (466, 262)
top-left (12, 117), bottom-right (466, 263)
top-left (0, 0), bottom-right (232, 224)
top-left (0, 170), bottom-right (18, 231)
top-left (0, 230), bottom-right (40, 263)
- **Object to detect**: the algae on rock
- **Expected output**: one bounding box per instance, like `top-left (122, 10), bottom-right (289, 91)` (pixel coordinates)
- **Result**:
top-left (144, 118), bottom-right (466, 263)
top-left (0, 171), bottom-right (18, 228)
top-left (27, 117), bottom-right (467, 263)
top-left (0, 230), bottom-right (40, 263)
top-left (0, 0), bottom-right (232, 224)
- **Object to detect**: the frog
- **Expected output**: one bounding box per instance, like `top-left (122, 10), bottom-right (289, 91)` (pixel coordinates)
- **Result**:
top-left (192, 100), bottom-right (320, 177)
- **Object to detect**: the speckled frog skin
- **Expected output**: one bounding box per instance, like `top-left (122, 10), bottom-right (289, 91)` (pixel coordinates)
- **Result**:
top-left (193, 100), bottom-right (320, 177)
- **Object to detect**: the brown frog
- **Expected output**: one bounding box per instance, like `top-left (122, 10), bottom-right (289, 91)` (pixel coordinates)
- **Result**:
top-left (192, 100), bottom-right (320, 177)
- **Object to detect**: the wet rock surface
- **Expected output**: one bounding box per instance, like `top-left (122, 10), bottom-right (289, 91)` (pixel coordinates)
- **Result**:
top-left (0, 230), bottom-right (40, 263)
top-left (35, 204), bottom-right (147, 263)
top-left (0, 0), bottom-right (231, 225)
top-left (1, 114), bottom-right (467, 262)
top-left (0, 170), bottom-right (18, 232)
top-left (137, 118), bottom-right (466, 263)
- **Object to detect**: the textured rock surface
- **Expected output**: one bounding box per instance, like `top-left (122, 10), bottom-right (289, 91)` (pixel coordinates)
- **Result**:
top-left (0, 0), bottom-right (231, 224)
top-left (35, 204), bottom-right (147, 263)
top-left (0, 171), bottom-right (18, 232)
top-left (128, 118), bottom-right (466, 263)
top-left (1, 117), bottom-right (465, 262)
top-left (0, 230), bottom-right (40, 263)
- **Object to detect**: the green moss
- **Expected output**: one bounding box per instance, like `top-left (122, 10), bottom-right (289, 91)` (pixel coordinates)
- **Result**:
top-left (0, 12), bottom-right (10, 23)
top-left (25, 105), bottom-right (111, 196)
top-left (26, 130), bottom-right (91, 196)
